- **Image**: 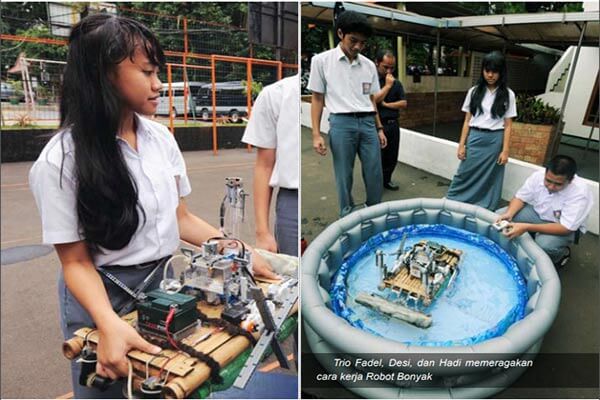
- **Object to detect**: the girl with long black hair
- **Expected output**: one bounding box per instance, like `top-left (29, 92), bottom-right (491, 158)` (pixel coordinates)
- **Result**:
top-left (446, 51), bottom-right (517, 210)
top-left (29, 13), bottom-right (275, 398)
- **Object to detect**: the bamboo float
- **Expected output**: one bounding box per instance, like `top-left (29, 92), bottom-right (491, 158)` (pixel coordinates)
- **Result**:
top-left (356, 292), bottom-right (432, 328)
top-left (62, 294), bottom-right (297, 399)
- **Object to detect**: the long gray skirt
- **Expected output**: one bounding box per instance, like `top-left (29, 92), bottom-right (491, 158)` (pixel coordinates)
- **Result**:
top-left (447, 128), bottom-right (505, 210)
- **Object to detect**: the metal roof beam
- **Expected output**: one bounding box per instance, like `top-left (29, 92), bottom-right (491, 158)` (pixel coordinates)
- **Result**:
top-left (310, 1), bottom-right (460, 28)
top-left (445, 11), bottom-right (599, 28)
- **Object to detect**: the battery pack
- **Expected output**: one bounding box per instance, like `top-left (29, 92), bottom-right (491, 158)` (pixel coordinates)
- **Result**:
top-left (137, 289), bottom-right (199, 340)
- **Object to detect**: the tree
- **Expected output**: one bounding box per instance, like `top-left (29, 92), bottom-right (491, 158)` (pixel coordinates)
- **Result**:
top-left (457, 2), bottom-right (583, 15)
top-left (1, 24), bottom-right (68, 81)
top-left (120, 2), bottom-right (253, 58)
top-left (302, 23), bottom-right (330, 56)
top-left (364, 35), bottom-right (394, 62)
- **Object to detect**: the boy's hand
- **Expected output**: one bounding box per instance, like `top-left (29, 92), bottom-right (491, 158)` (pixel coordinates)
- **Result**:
top-left (503, 223), bottom-right (529, 239)
top-left (313, 135), bottom-right (327, 156)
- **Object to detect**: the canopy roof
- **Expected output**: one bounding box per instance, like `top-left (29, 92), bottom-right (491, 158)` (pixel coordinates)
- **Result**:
top-left (303, 2), bottom-right (599, 54)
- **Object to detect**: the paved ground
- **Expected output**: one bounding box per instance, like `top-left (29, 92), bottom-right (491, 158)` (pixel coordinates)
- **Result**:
top-left (300, 126), bottom-right (599, 399)
top-left (1, 148), bottom-right (297, 399)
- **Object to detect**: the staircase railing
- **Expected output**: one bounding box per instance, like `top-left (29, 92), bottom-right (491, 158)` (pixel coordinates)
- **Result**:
top-left (545, 46), bottom-right (574, 93)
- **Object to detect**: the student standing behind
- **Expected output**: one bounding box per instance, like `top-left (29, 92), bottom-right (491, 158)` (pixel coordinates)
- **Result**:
top-left (373, 49), bottom-right (407, 191)
top-left (496, 155), bottom-right (593, 268)
top-left (308, 10), bottom-right (387, 217)
top-left (447, 51), bottom-right (516, 210)
top-left (28, 14), bottom-right (274, 398)
top-left (242, 75), bottom-right (299, 256)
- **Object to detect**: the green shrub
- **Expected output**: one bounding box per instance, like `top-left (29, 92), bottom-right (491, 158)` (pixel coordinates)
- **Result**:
top-left (515, 95), bottom-right (560, 125)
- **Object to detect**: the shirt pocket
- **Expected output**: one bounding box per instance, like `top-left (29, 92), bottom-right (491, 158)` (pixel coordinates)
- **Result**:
top-left (162, 166), bottom-right (180, 212)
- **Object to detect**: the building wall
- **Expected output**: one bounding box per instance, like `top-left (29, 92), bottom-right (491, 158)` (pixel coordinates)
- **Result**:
top-left (397, 50), bottom-right (557, 128)
top-left (401, 91), bottom-right (465, 128)
top-left (471, 51), bottom-right (554, 95)
top-left (537, 47), bottom-right (599, 141)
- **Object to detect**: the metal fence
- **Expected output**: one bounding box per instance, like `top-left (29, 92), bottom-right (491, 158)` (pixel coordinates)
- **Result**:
top-left (0, 57), bottom-right (64, 127)
top-left (0, 4), bottom-right (298, 152)
top-left (163, 55), bottom-right (295, 153)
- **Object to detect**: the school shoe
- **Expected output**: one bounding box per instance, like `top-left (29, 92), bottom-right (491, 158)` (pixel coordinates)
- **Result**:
top-left (554, 247), bottom-right (571, 270)
top-left (384, 182), bottom-right (399, 191)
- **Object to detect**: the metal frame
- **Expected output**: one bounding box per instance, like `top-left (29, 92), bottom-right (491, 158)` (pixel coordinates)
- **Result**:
top-left (306, 1), bottom-right (598, 147)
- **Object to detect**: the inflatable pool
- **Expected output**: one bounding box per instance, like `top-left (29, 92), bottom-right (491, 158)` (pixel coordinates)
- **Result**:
top-left (302, 198), bottom-right (560, 398)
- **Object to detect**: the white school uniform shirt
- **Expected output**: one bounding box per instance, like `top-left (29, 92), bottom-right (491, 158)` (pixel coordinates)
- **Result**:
top-left (242, 75), bottom-right (299, 189)
top-left (307, 45), bottom-right (380, 114)
top-left (462, 86), bottom-right (517, 131)
top-left (515, 170), bottom-right (594, 232)
top-left (29, 114), bottom-right (192, 267)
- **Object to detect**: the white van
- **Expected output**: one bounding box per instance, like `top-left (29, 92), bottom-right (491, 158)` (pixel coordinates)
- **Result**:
top-left (155, 81), bottom-right (204, 117)
top-left (194, 81), bottom-right (249, 123)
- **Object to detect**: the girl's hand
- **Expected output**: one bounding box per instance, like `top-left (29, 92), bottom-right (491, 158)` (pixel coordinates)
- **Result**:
top-left (256, 231), bottom-right (278, 253)
top-left (497, 150), bottom-right (509, 165)
top-left (457, 144), bottom-right (466, 160)
top-left (96, 315), bottom-right (161, 379)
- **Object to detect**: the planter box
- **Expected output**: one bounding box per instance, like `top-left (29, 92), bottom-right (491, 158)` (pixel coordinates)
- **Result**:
top-left (173, 125), bottom-right (246, 152)
top-left (1, 129), bottom-right (55, 162)
top-left (509, 122), bottom-right (558, 166)
top-left (1, 125), bottom-right (246, 163)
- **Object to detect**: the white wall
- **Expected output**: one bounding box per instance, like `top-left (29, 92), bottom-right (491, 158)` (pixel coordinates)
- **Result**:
top-left (537, 46), bottom-right (599, 141)
top-left (301, 102), bottom-right (599, 234)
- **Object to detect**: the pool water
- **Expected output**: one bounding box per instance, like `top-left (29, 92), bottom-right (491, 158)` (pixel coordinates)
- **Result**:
top-left (330, 224), bottom-right (528, 346)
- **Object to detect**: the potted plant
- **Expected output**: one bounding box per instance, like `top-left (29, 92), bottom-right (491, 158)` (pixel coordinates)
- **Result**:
top-left (510, 95), bottom-right (561, 165)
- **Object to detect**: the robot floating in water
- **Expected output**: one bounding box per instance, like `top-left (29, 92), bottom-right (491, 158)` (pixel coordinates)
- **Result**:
top-left (356, 234), bottom-right (462, 329)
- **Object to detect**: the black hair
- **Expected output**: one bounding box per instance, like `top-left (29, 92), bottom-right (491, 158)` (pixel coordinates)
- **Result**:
top-left (375, 49), bottom-right (395, 64)
top-left (546, 155), bottom-right (577, 180)
top-left (335, 11), bottom-right (373, 37)
top-left (469, 51), bottom-right (510, 119)
top-left (59, 13), bottom-right (165, 251)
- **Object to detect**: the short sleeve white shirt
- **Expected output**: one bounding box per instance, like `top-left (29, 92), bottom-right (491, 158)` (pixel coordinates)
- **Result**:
top-left (515, 170), bottom-right (594, 232)
top-left (307, 45), bottom-right (380, 113)
top-left (462, 86), bottom-right (517, 130)
top-left (29, 114), bottom-right (191, 266)
top-left (242, 75), bottom-right (299, 189)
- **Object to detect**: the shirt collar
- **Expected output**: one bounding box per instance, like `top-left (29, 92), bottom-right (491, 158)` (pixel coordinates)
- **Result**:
top-left (335, 45), bottom-right (361, 65)
top-left (115, 113), bottom-right (156, 142)
top-left (134, 114), bottom-right (157, 139)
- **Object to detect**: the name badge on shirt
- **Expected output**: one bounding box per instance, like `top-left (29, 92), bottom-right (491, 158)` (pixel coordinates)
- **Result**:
top-left (553, 209), bottom-right (562, 220)
top-left (362, 82), bottom-right (371, 95)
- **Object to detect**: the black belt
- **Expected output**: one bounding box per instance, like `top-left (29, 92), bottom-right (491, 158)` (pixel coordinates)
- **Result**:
top-left (334, 111), bottom-right (376, 118)
top-left (280, 188), bottom-right (298, 192)
top-left (98, 256), bottom-right (170, 316)
top-left (471, 126), bottom-right (502, 132)
top-left (101, 255), bottom-right (170, 270)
